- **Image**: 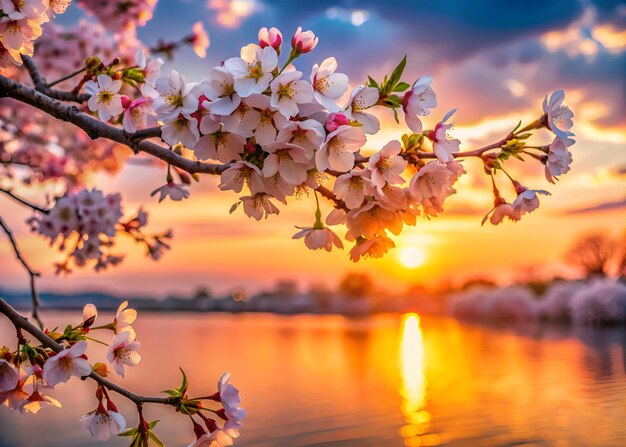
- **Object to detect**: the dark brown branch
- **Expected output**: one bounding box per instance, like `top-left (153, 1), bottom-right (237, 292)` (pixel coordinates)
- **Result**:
top-left (21, 56), bottom-right (91, 103)
top-left (0, 73), bottom-right (227, 176)
top-left (0, 188), bottom-right (50, 214)
top-left (0, 298), bottom-right (179, 406)
top-left (0, 216), bottom-right (44, 329)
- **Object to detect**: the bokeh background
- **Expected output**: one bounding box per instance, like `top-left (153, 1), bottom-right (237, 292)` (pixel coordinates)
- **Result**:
top-left (1, 0), bottom-right (625, 297)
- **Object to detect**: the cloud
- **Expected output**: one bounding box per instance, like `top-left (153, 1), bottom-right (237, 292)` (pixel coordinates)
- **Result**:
top-left (564, 198), bottom-right (626, 214)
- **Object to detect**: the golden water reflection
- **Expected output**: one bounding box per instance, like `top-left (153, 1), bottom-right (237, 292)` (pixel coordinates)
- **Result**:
top-left (399, 314), bottom-right (439, 447)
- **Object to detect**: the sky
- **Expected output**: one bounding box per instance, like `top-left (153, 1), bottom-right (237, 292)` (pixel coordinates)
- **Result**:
top-left (1, 0), bottom-right (625, 297)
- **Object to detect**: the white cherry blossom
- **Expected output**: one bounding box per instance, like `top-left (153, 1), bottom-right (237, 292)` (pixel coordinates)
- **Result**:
top-left (270, 70), bottom-right (313, 118)
top-left (262, 141), bottom-right (314, 185)
top-left (402, 76), bottom-right (437, 133)
top-left (42, 341), bottom-right (92, 387)
top-left (316, 125), bottom-right (367, 173)
top-left (367, 140), bottom-right (407, 188)
top-left (107, 331), bottom-right (141, 377)
top-left (81, 407), bottom-right (126, 441)
top-left (310, 57), bottom-right (349, 112)
top-left (543, 90), bottom-right (574, 138)
top-left (202, 67), bottom-right (241, 116)
top-left (429, 109), bottom-right (460, 163)
top-left (346, 85), bottom-right (380, 134)
top-left (224, 44), bottom-right (278, 97)
top-left (84, 74), bottom-right (123, 122)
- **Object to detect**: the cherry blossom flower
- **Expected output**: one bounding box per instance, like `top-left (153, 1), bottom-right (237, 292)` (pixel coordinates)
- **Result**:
top-left (161, 114), bottom-right (200, 149)
top-left (189, 22), bottom-right (210, 58)
top-left (316, 125), bottom-right (367, 173)
top-left (107, 330), bottom-right (141, 377)
top-left (217, 373), bottom-right (246, 428)
top-left (349, 235), bottom-right (396, 262)
top-left (151, 70), bottom-right (198, 120)
top-left (18, 390), bottom-right (62, 414)
top-left (367, 140), bottom-right (407, 188)
top-left (221, 99), bottom-right (260, 138)
top-left (201, 67), bottom-right (241, 116)
top-left (0, 16), bottom-right (44, 54)
top-left (80, 406), bottom-right (126, 441)
top-left (0, 360), bottom-right (19, 393)
top-left (84, 74), bottom-right (123, 122)
top-left (543, 90), bottom-right (574, 138)
top-left (196, 119), bottom-right (245, 162)
top-left (121, 97), bottom-right (153, 133)
top-left (42, 341), bottom-right (91, 387)
top-left (402, 76), bottom-right (437, 133)
top-left (326, 208), bottom-right (347, 226)
top-left (243, 94), bottom-right (289, 146)
top-left (276, 120), bottom-right (325, 152)
top-left (0, 377), bottom-right (28, 410)
top-left (224, 43), bottom-right (278, 97)
top-left (135, 49), bottom-right (164, 89)
top-left (428, 109), bottom-right (460, 162)
top-left (233, 193), bottom-right (280, 220)
top-left (291, 27), bottom-right (318, 54)
top-left (347, 200), bottom-right (403, 238)
top-left (310, 57), bottom-right (349, 112)
top-left (270, 70), bottom-right (314, 118)
top-left (293, 226), bottom-right (343, 251)
top-left (512, 188), bottom-right (551, 214)
top-left (346, 85), bottom-right (380, 134)
top-left (482, 197), bottom-right (521, 226)
top-left (408, 160), bottom-right (456, 203)
top-left (113, 300), bottom-right (137, 336)
top-left (1, 0), bottom-right (47, 20)
top-left (333, 169), bottom-right (373, 209)
top-left (258, 26), bottom-right (282, 52)
top-left (219, 161), bottom-right (265, 194)
top-left (545, 135), bottom-right (574, 183)
top-left (262, 142), bottom-right (313, 185)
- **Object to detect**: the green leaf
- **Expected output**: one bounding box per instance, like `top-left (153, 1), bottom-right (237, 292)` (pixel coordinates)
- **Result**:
top-left (511, 120), bottom-right (522, 134)
top-left (393, 81), bottom-right (411, 93)
top-left (162, 389), bottom-right (180, 397)
top-left (382, 55), bottom-right (407, 95)
top-left (118, 428), bottom-right (138, 437)
top-left (367, 76), bottom-right (379, 89)
top-left (148, 420), bottom-right (159, 430)
top-left (392, 107), bottom-right (399, 124)
top-left (178, 367), bottom-right (188, 396)
top-left (148, 431), bottom-right (164, 447)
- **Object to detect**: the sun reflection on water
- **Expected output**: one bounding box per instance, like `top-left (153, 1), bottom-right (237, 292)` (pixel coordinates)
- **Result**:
top-left (399, 314), bottom-right (440, 446)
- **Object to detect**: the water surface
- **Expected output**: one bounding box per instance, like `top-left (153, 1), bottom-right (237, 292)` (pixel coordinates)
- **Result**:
top-left (1, 312), bottom-right (625, 446)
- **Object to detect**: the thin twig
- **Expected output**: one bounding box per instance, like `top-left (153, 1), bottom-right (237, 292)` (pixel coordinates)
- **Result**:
top-left (47, 67), bottom-right (87, 88)
top-left (0, 298), bottom-right (179, 406)
top-left (0, 216), bottom-right (44, 329)
top-left (21, 56), bottom-right (90, 103)
top-left (0, 188), bottom-right (50, 214)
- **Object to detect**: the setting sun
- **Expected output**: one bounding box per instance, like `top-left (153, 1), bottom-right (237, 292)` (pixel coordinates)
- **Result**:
top-left (398, 247), bottom-right (427, 269)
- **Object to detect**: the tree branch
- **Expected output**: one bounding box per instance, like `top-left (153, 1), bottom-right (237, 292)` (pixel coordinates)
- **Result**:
top-left (0, 188), bottom-right (50, 214)
top-left (0, 297), bottom-right (179, 406)
top-left (0, 73), bottom-right (227, 176)
top-left (21, 56), bottom-right (91, 103)
top-left (0, 216), bottom-right (44, 329)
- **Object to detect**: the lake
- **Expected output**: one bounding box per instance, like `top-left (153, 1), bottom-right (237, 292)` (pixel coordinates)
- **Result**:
top-left (1, 311), bottom-right (625, 446)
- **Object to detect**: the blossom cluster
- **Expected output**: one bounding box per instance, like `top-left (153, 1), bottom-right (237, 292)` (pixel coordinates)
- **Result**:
top-left (78, 0), bottom-right (157, 33)
top-left (0, 301), bottom-right (245, 446)
top-left (28, 188), bottom-right (171, 272)
top-left (78, 26), bottom-right (575, 261)
top-left (0, 0), bottom-right (71, 68)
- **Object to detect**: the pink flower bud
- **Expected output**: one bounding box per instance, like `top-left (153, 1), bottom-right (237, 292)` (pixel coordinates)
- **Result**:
top-left (258, 27), bottom-right (282, 52)
top-left (120, 95), bottom-right (132, 110)
top-left (244, 142), bottom-right (257, 155)
top-left (325, 113), bottom-right (351, 132)
top-left (512, 180), bottom-right (526, 195)
top-left (291, 27), bottom-right (318, 54)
